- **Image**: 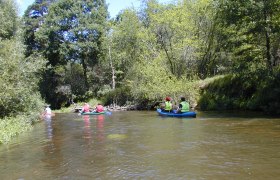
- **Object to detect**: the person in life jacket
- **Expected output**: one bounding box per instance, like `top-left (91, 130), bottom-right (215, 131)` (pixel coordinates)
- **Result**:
top-left (161, 96), bottom-right (173, 112)
top-left (95, 103), bottom-right (104, 113)
top-left (176, 97), bottom-right (190, 113)
top-left (81, 103), bottom-right (90, 113)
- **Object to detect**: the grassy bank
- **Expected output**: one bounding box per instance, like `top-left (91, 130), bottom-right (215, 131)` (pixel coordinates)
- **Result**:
top-left (0, 113), bottom-right (40, 144)
top-left (199, 71), bottom-right (280, 115)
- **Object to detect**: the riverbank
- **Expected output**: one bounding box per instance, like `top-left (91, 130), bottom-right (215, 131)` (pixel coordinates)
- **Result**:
top-left (0, 114), bottom-right (39, 144)
top-left (54, 76), bottom-right (222, 114)
top-left (199, 72), bottom-right (280, 115)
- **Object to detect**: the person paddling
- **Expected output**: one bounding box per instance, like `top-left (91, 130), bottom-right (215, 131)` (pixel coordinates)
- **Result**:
top-left (161, 97), bottom-right (173, 112)
top-left (81, 103), bottom-right (90, 113)
top-left (95, 103), bottom-right (104, 113)
top-left (176, 97), bottom-right (190, 113)
top-left (42, 105), bottom-right (55, 119)
top-left (45, 105), bottom-right (52, 115)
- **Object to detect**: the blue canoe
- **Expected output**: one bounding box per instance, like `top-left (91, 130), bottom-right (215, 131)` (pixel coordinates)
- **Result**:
top-left (157, 109), bottom-right (196, 118)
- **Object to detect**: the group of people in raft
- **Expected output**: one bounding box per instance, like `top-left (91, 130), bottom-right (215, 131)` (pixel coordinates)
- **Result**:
top-left (81, 97), bottom-right (189, 114)
top-left (43, 97), bottom-right (188, 116)
top-left (42, 103), bottom-right (104, 118)
top-left (161, 96), bottom-right (190, 113)
top-left (81, 103), bottom-right (105, 113)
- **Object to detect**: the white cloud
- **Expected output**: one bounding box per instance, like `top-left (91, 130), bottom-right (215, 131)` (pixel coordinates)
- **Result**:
top-left (16, 0), bottom-right (23, 6)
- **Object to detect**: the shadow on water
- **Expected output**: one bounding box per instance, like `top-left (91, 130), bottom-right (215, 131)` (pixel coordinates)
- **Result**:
top-left (197, 110), bottom-right (280, 120)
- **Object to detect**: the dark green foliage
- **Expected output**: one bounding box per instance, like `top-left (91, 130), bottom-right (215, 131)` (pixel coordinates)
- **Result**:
top-left (196, 0), bottom-right (280, 114)
top-left (248, 69), bottom-right (280, 114)
top-left (102, 86), bottom-right (133, 106)
top-left (39, 68), bottom-right (62, 109)
top-left (0, 1), bottom-right (45, 143)
top-left (199, 70), bottom-right (280, 115)
top-left (22, 0), bottom-right (56, 57)
top-left (0, 38), bottom-right (45, 118)
top-left (216, 0), bottom-right (280, 73)
top-left (199, 75), bottom-right (247, 110)
top-left (11, 0), bottom-right (280, 114)
top-left (0, 0), bottom-right (45, 119)
top-left (65, 63), bottom-right (87, 97)
top-left (34, 0), bottom-right (108, 108)
top-left (199, 74), bottom-right (255, 110)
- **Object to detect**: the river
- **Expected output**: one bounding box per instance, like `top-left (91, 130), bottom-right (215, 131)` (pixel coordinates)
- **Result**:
top-left (0, 111), bottom-right (280, 179)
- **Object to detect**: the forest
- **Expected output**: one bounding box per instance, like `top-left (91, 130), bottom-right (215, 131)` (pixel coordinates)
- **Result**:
top-left (1, 0), bottom-right (280, 143)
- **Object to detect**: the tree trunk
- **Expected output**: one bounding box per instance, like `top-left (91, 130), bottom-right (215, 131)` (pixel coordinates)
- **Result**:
top-left (265, 30), bottom-right (272, 72)
top-left (263, 1), bottom-right (273, 73)
top-left (81, 57), bottom-right (89, 90)
top-left (109, 44), bottom-right (115, 90)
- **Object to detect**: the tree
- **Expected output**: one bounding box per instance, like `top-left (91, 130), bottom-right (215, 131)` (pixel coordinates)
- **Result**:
top-left (35, 0), bottom-right (108, 107)
top-left (0, 0), bottom-right (18, 40)
top-left (144, 0), bottom-right (184, 77)
top-left (0, 0), bottom-right (45, 118)
top-left (109, 9), bottom-right (143, 84)
top-left (216, 0), bottom-right (280, 74)
top-left (140, 0), bottom-right (220, 79)
top-left (22, 0), bottom-right (56, 57)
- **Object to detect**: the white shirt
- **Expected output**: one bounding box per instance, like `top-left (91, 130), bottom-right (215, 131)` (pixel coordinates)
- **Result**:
top-left (45, 107), bottom-right (52, 114)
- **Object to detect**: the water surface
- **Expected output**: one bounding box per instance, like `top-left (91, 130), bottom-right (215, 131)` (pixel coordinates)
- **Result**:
top-left (0, 111), bottom-right (280, 179)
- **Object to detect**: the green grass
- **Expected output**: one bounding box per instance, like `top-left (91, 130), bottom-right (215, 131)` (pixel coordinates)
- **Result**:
top-left (0, 115), bottom-right (34, 144)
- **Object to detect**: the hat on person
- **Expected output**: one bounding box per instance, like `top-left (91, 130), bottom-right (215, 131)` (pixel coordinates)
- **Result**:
top-left (166, 97), bottom-right (171, 101)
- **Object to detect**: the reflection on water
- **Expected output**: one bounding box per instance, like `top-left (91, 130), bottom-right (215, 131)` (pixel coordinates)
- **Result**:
top-left (0, 111), bottom-right (280, 179)
top-left (45, 118), bottom-right (53, 139)
top-left (96, 115), bottom-right (104, 141)
top-left (83, 115), bottom-right (92, 141)
top-left (82, 115), bottom-right (105, 145)
top-left (42, 116), bottom-right (63, 171)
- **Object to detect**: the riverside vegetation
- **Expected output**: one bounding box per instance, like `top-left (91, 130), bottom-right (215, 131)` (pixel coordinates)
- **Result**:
top-left (1, 0), bottom-right (280, 143)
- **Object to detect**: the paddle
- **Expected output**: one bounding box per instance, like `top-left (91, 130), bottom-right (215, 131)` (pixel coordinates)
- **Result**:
top-left (105, 111), bottom-right (112, 115)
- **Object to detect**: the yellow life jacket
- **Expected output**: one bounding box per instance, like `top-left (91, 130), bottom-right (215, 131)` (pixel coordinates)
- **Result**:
top-left (165, 101), bottom-right (172, 111)
top-left (180, 101), bottom-right (189, 112)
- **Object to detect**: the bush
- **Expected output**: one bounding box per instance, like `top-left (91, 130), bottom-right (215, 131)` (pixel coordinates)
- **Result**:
top-left (0, 38), bottom-right (45, 118)
top-left (102, 86), bottom-right (133, 106)
top-left (199, 70), bottom-right (280, 115)
top-left (0, 36), bottom-right (45, 143)
top-left (0, 114), bottom-right (39, 144)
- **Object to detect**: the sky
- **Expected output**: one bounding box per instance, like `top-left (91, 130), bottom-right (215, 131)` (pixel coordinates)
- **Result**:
top-left (16, 0), bottom-right (173, 18)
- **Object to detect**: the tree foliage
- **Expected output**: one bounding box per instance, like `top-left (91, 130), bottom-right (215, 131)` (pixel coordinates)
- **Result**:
top-left (2, 0), bottom-right (279, 114)
top-left (0, 0), bottom-right (45, 119)
top-left (0, 0), bottom-right (18, 39)
top-left (197, 0), bottom-right (280, 114)
top-left (32, 0), bottom-right (108, 107)
top-left (22, 0), bottom-right (56, 57)
top-left (216, 0), bottom-right (280, 74)
top-left (129, 56), bottom-right (199, 105)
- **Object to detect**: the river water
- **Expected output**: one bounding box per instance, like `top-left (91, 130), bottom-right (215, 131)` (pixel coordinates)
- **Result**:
top-left (0, 111), bottom-right (280, 179)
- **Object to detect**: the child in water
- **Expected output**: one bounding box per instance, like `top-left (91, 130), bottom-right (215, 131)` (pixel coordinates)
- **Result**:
top-left (45, 105), bottom-right (52, 115)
